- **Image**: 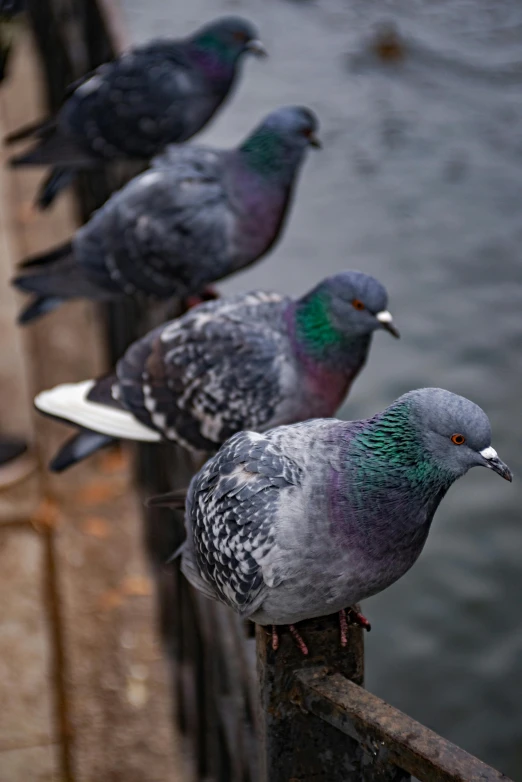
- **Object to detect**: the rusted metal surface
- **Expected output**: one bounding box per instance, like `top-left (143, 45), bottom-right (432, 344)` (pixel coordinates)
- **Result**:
top-left (292, 668), bottom-right (513, 782)
top-left (256, 613), bottom-right (407, 782)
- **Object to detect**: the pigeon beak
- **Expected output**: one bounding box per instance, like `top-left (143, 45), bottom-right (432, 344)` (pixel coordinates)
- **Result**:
top-left (308, 132), bottom-right (322, 149)
top-left (245, 39), bottom-right (268, 58)
top-left (479, 446), bottom-right (513, 482)
top-left (376, 310), bottom-right (400, 338)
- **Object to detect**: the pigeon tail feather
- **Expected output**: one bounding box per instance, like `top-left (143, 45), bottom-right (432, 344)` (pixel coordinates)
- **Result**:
top-left (18, 295), bottom-right (64, 324)
top-left (36, 167), bottom-right (76, 209)
top-left (4, 116), bottom-right (54, 144)
top-left (34, 379), bottom-right (162, 442)
top-left (18, 240), bottom-right (72, 269)
top-left (8, 129), bottom-right (97, 167)
top-left (145, 489), bottom-right (188, 510)
top-left (49, 429), bottom-right (116, 472)
top-left (13, 245), bottom-right (100, 301)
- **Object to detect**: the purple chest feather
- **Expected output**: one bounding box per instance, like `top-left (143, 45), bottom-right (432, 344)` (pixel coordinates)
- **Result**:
top-left (298, 357), bottom-right (353, 418)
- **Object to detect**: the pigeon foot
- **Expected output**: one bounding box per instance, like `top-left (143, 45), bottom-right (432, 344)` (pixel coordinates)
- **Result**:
top-left (345, 606), bottom-right (372, 633)
top-left (339, 608), bottom-right (349, 646)
top-left (267, 623), bottom-right (309, 655)
top-left (185, 286), bottom-right (219, 310)
top-left (289, 624), bottom-right (309, 655)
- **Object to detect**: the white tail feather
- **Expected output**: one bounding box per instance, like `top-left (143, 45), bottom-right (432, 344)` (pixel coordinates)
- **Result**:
top-left (35, 380), bottom-right (162, 442)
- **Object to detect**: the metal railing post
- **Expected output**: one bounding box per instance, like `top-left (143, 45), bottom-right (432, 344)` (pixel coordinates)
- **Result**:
top-left (256, 612), bottom-right (408, 781)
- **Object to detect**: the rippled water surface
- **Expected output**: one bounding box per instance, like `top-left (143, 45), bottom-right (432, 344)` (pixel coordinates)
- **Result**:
top-left (122, 0), bottom-right (522, 775)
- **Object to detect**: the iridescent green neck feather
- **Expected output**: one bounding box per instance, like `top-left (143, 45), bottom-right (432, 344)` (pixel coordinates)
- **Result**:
top-left (192, 32), bottom-right (236, 64)
top-left (240, 129), bottom-right (301, 179)
top-left (348, 401), bottom-right (455, 503)
top-left (292, 289), bottom-right (371, 371)
top-left (295, 290), bottom-right (343, 348)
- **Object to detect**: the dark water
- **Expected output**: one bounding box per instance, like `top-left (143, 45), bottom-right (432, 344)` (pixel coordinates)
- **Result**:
top-left (123, 0), bottom-right (522, 776)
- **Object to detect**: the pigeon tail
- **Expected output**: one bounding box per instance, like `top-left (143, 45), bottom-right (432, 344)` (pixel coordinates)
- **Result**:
top-left (8, 127), bottom-right (97, 168)
top-left (17, 240), bottom-right (73, 269)
top-left (145, 489), bottom-right (188, 510)
top-left (34, 379), bottom-right (162, 442)
top-left (4, 116), bottom-right (54, 144)
top-left (49, 429), bottom-right (117, 472)
top-left (13, 243), bottom-right (102, 304)
top-left (36, 167), bottom-right (76, 209)
top-left (18, 295), bottom-right (65, 324)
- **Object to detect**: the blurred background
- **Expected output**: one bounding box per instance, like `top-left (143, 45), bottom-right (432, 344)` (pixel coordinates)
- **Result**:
top-left (122, 0), bottom-right (522, 776)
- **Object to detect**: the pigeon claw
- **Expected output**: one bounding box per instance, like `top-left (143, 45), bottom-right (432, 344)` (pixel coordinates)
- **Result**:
top-left (271, 625), bottom-right (279, 652)
top-left (289, 624), bottom-right (309, 656)
top-left (267, 624), bottom-right (308, 654)
top-left (184, 286), bottom-right (219, 310)
top-left (339, 608), bottom-right (349, 647)
top-left (346, 607), bottom-right (372, 632)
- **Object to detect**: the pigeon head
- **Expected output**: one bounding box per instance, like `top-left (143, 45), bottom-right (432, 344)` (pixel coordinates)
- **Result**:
top-left (315, 271), bottom-right (399, 340)
top-left (292, 271), bottom-right (397, 370)
top-left (393, 389), bottom-right (512, 482)
top-left (240, 106), bottom-right (321, 178)
top-left (190, 17), bottom-right (266, 66)
top-left (345, 389), bottom-right (511, 523)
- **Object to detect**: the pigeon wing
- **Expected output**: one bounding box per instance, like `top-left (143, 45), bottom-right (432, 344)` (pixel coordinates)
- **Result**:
top-left (76, 149), bottom-right (232, 297)
top-left (184, 431), bottom-right (303, 616)
top-left (116, 293), bottom-right (288, 451)
top-left (62, 41), bottom-right (216, 159)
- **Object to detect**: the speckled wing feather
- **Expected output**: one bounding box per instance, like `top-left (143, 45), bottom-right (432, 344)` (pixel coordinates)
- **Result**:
top-left (182, 431), bottom-right (303, 615)
top-left (75, 148), bottom-right (233, 297)
top-left (60, 41), bottom-right (220, 159)
top-left (115, 292), bottom-right (290, 451)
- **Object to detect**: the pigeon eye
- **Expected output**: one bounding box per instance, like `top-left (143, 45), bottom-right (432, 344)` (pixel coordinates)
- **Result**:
top-left (233, 30), bottom-right (248, 42)
top-left (451, 433), bottom-right (466, 445)
top-left (352, 299), bottom-right (365, 311)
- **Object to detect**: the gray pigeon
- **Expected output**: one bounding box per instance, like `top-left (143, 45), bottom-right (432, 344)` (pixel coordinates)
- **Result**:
top-left (6, 16), bottom-right (266, 208)
top-left (148, 388), bottom-right (512, 653)
top-left (13, 106), bottom-right (320, 324)
top-left (34, 270), bottom-right (398, 469)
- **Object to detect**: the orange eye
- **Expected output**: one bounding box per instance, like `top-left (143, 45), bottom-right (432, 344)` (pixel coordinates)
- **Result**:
top-left (352, 299), bottom-right (365, 311)
top-left (233, 30), bottom-right (248, 42)
top-left (451, 433), bottom-right (466, 445)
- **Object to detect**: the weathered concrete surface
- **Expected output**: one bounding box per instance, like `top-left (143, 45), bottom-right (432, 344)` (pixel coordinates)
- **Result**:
top-left (0, 745), bottom-right (60, 782)
top-left (0, 24), bottom-right (185, 782)
top-left (56, 467), bottom-right (181, 782)
top-left (0, 32), bottom-right (60, 782)
top-left (0, 529), bottom-right (57, 761)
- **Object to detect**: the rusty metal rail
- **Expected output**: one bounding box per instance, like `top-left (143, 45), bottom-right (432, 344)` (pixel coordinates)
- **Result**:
top-left (256, 614), bottom-right (512, 782)
top-left (292, 669), bottom-right (510, 782)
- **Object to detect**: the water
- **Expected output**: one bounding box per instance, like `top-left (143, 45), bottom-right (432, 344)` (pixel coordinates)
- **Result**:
top-left (121, 0), bottom-right (522, 776)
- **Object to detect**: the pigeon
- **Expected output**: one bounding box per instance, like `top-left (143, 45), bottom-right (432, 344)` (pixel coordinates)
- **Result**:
top-left (34, 270), bottom-right (398, 469)
top-left (13, 105), bottom-right (320, 324)
top-left (147, 388), bottom-right (512, 654)
top-left (6, 16), bottom-right (266, 208)
top-left (0, 0), bottom-right (24, 84)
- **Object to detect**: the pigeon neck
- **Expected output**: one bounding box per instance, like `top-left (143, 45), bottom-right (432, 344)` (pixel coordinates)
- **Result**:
top-left (287, 292), bottom-right (372, 375)
top-left (344, 401), bottom-right (456, 526)
top-left (239, 128), bottom-right (305, 184)
top-left (187, 36), bottom-right (237, 85)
